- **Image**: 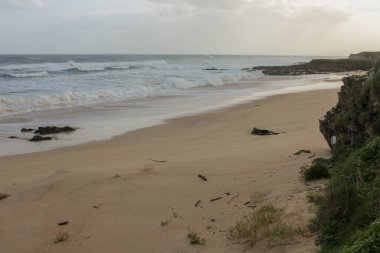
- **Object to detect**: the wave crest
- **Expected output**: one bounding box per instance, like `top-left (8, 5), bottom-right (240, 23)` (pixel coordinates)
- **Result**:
top-left (0, 71), bottom-right (49, 78)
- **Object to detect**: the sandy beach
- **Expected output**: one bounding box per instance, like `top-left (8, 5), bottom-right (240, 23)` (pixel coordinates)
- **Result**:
top-left (0, 88), bottom-right (339, 253)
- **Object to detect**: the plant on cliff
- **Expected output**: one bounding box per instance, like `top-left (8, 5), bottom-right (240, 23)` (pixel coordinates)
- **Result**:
top-left (340, 218), bottom-right (380, 253)
top-left (303, 158), bottom-right (331, 181)
top-left (312, 62), bottom-right (380, 252)
top-left (312, 137), bottom-right (380, 252)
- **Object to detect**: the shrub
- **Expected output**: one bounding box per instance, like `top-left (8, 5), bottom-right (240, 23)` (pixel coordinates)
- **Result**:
top-left (312, 138), bottom-right (380, 252)
top-left (187, 229), bottom-right (206, 245)
top-left (340, 218), bottom-right (380, 253)
top-left (304, 158), bottom-right (331, 181)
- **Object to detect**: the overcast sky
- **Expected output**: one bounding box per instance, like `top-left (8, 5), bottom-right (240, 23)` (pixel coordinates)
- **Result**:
top-left (0, 0), bottom-right (379, 55)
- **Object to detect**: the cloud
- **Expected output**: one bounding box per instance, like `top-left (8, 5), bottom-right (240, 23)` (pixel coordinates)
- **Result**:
top-left (149, 0), bottom-right (250, 10)
top-left (136, 0), bottom-right (352, 55)
top-left (0, 0), bottom-right (44, 9)
top-left (0, 0), bottom-right (373, 55)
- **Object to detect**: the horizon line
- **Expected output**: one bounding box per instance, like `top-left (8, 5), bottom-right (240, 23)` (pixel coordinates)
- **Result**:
top-left (0, 53), bottom-right (346, 57)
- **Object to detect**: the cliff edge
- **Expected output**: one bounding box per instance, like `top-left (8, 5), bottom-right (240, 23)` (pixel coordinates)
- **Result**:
top-left (319, 61), bottom-right (380, 151)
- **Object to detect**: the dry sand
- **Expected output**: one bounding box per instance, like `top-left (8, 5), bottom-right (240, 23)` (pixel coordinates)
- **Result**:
top-left (0, 89), bottom-right (339, 253)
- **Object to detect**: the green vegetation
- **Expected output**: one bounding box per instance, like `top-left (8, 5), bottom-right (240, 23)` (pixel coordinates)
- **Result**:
top-left (187, 229), bottom-right (206, 245)
top-left (304, 158), bottom-right (331, 181)
top-left (54, 231), bottom-right (69, 244)
top-left (340, 218), bottom-right (380, 253)
top-left (228, 205), bottom-right (294, 248)
top-left (160, 220), bottom-right (171, 226)
top-left (311, 138), bottom-right (380, 252)
top-left (309, 61), bottom-right (380, 252)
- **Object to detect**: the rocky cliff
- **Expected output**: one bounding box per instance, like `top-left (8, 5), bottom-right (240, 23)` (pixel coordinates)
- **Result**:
top-left (249, 58), bottom-right (374, 76)
top-left (349, 51), bottom-right (380, 61)
top-left (319, 61), bottom-right (380, 150)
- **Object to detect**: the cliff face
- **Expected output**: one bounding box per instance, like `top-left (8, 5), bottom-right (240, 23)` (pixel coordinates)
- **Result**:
top-left (319, 61), bottom-right (380, 150)
top-left (349, 51), bottom-right (380, 61)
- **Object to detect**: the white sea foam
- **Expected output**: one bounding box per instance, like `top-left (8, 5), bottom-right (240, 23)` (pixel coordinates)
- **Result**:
top-left (1, 55), bottom-right (341, 156)
top-left (0, 60), bottom-right (168, 73)
top-left (0, 55), bottom-right (318, 117)
top-left (0, 74), bottom-right (247, 116)
top-left (0, 71), bottom-right (49, 78)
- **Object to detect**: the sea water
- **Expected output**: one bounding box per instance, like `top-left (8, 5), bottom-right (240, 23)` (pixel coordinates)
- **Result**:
top-left (0, 54), bottom-right (342, 156)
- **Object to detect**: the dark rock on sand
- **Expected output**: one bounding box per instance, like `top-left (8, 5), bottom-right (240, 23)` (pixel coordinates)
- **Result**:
top-left (198, 174), bottom-right (207, 181)
top-left (249, 58), bottom-right (375, 76)
top-left (252, 127), bottom-right (279, 136)
top-left (34, 126), bottom-right (76, 135)
top-left (0, 193), bottom-right (10, 201)
top-left (293, 149), bottom-right (312, 155)
top-left (7, 136), bottom-right (18, 139)
top-left (21, 128), bottom-right (35, 132)
top-left (29, 135), bottom-right (52, 142)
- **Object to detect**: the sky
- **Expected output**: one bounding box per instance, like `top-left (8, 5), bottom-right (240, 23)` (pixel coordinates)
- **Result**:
top-left (0, 0), bottom-right (379, 55)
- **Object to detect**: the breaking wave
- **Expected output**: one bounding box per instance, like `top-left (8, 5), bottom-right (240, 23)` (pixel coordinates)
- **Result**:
top-left (0, 60), bottom-right (168, 78)
top-left (0, 71), bottom-right (49, 78)
top-left (0, 73), bottom-right (247, 116)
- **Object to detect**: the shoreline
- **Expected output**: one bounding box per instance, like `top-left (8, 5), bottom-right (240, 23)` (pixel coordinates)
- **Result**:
top-left (0, 73), bottom-right (344, 157)
top-left (0, 88), bottom-right (339, 252)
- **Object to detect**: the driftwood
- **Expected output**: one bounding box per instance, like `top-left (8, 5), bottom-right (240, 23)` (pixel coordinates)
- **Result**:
top-left (149, 158), bottom-right (167, 163)
top-left (58, 221), bottom-right (69, 226)
top-left (293, 149), bottom-right (312, 155)
top-left (194, 200), bottom-right (201, 207)
top-left (210, 197), bottom-right (223, 202)
top-left (198, 174), bottom-right (207, 181)
top-left (227, 193), bottom-right (240, 204)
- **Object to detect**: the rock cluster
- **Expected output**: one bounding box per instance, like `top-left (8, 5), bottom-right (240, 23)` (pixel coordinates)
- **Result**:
top-left (7, 126), bottom-right (77, 142)
top-left (247, 59), bottom-right (375, 76)
top-left (34, 126), bottom-right (75, 135)
top-left (30, 135), bottom-right (52, 142)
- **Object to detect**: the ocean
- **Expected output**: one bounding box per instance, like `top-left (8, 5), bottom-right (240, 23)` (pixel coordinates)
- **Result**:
top-left (0, 54), bottom-right (342, 156)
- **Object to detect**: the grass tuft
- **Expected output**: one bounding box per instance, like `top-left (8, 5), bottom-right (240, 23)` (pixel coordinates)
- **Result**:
top-left (54, 231), bottom-right (69, 244)
top-left (304, 158), bottom-right (331, 181)
top-left (228, 204), bottom-right (294, 248)
top-left (160, 220), bottom-right (171, 227)
top-left (187, 229), bottom-right (206, 245)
